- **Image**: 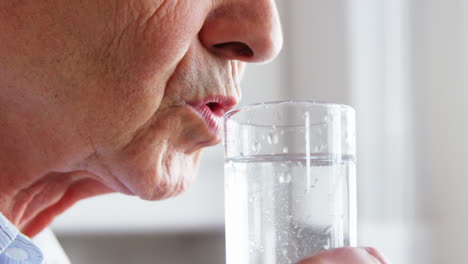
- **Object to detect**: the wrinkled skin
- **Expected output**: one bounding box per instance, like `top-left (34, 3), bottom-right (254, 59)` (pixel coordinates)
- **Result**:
top-left (0, 0), bottom-right (281, 236)
top-left (0, 0), bottom-right (386, 262)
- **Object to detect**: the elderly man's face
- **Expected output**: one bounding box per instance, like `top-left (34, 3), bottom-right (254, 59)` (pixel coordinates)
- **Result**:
top-left (1, 0), bottom-right (282, 200)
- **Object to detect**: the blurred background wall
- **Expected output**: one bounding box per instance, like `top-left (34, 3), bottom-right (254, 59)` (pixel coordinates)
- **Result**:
top-left (51, 1), bottom-right (468, 263)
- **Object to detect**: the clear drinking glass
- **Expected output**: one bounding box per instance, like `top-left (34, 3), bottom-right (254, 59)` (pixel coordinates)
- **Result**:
top-left (224, 101), bottom-right (357, 264)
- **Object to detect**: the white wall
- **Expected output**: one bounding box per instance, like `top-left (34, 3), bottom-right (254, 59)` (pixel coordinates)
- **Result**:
top-left (285, 0), bottom-right (349, 103)
top-left (411, 0), bottom-right (468, 262)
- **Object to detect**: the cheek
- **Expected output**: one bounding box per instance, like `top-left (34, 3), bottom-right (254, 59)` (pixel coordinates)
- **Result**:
top-left (81, 1), bottom-right (215, 198)
top-left (87, 1), bottom-right (211, 147)
top-left (128, 1), bottom-right (210, 82)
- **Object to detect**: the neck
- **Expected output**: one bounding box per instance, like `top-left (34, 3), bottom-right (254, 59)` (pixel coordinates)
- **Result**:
top-left (0, 170), bottom-right (112, 238)
top-left (0, 85), bottom-right (112, 237)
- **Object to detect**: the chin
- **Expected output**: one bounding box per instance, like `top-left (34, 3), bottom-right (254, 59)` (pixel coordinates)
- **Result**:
top-left (126, 148), bottom-right (203, 201)
top-left (91, 104), bottom-right (218, 201)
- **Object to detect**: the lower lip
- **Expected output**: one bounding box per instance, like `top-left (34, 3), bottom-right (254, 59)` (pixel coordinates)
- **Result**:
top-left (188, 105), bottom-right (223, 139)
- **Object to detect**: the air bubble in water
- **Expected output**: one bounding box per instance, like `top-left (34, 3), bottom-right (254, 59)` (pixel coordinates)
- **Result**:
top-left (323, 238), bottom-right (331, 250)
top-left (323, 226), bottom-right (332, 234)
top-left (296, 227), bottom-right (305, 239)
top-left (279, 172), bottom-right (292, 184)
top-left (279, 175), bottom-right (285, 183)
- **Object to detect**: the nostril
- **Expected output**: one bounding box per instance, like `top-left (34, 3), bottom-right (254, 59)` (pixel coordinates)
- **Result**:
top-left (212, 42), bottom-right (254, 58)
top-left (206, 102), bottom-right (225, 117)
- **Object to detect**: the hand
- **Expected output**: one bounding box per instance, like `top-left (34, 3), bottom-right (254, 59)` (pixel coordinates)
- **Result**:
top-left (298, 247), bottom-right (390, 264)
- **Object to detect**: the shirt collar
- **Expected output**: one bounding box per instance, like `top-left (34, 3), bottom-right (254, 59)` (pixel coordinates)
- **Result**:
top-left (0, 212), bottom-right (19, 254)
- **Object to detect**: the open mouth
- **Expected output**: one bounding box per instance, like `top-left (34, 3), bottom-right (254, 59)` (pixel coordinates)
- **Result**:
top-left (186, 96), bottom-right (236, 140)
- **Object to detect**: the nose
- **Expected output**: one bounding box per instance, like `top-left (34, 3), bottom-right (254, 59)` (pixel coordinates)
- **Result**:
top-left (199, 0), bottom-right (283, 63)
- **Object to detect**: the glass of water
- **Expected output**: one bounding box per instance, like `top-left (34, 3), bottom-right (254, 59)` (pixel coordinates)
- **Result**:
top-left (224, 101), bottom-right (357, 264)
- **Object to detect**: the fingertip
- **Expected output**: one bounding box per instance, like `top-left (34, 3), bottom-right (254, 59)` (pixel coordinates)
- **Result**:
top-left (363, 247), bottom-right (391, 264)
top-left (297, 247), bottom-right (390, 264)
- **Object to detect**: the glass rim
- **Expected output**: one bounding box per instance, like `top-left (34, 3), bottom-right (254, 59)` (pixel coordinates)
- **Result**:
top-left (224, 100), bottom-right (355, 121)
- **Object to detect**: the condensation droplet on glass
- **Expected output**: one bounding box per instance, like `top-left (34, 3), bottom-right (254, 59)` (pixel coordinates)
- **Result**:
top-left (251, 141), bottom-right (261, 154)
top-left (280, 129), bottom-right (285, 135)
top-left (282, 249), bottom-right (288, 257)
top-left (267, 132), bottom-right (279, 144)
top-left (283, 146), bottom-right (289, 153)
top-left (240, 152), bottom-right (244, 156)
top-left (310, 178), bottom-right (319, 188)
top-left (313, 146), bottom-right (320, 152)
